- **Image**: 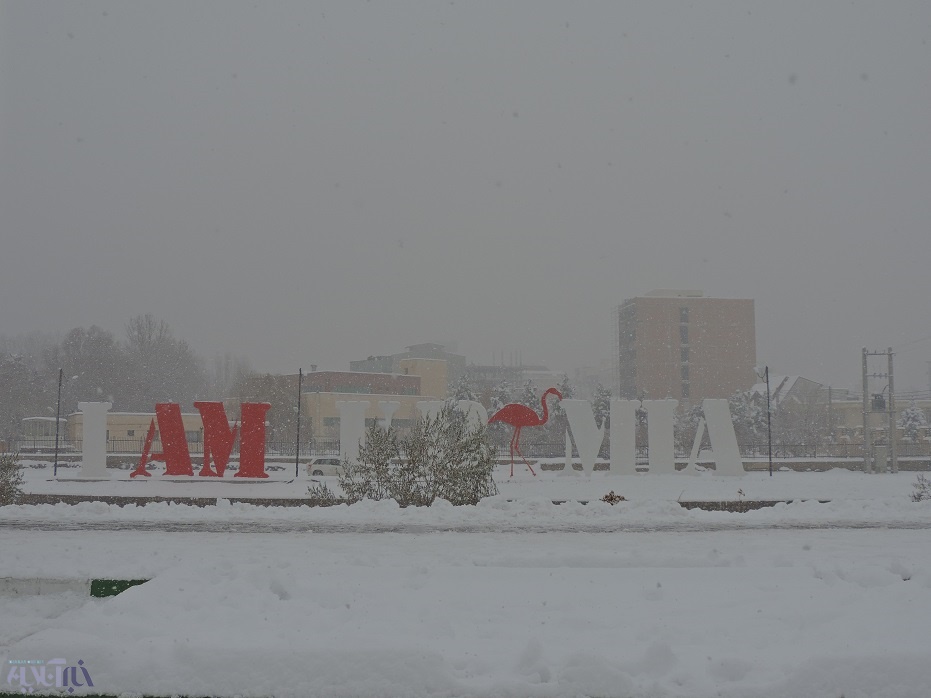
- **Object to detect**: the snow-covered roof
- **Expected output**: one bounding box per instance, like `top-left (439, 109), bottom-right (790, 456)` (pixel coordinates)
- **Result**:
top-left (751, 375), bottom-right (824, 407)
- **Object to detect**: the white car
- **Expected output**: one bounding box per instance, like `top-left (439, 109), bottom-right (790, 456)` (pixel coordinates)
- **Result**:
top-left (306, 457), bottom-right (344, 477)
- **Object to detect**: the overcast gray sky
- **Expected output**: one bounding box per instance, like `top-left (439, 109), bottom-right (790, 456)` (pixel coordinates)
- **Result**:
top-left (2, 1), bottom-right (930, 392)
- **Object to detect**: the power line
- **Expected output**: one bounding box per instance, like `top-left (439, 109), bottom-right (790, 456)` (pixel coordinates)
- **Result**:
top-left (893, 333), bottom-right (931, 354)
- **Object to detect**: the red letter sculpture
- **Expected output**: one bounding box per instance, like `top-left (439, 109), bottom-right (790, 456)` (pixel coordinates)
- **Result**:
top-left (235, 402), bottom-right (270, 478)
top-left (194, 401), bottom-right (238, 477)
top-left (157, 402), bottom-right (195, 476)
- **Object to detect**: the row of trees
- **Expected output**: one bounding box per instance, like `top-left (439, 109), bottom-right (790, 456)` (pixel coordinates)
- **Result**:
top-left (0, 315), bottom-right (252, 445)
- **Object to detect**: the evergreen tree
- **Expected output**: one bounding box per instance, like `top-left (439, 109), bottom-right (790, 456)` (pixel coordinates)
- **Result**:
top-left (451, 375), bottom-right (477, 402)
top-left (899, 403), bottom-right (928, 442)
top-left (591, 382), bottom-right (611, 430)
top-left (490, 380), bottom-right (513, 413)
top-left (728, 390), bottom-right (768, 449)
top-left (518, 380), bottom-right (538, 409)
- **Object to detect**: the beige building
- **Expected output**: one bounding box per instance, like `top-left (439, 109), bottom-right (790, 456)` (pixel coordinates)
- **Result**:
top-left (302, 392), bottom-right (437, 440)
top-left (615, 290), bottom-right (756, 406)
top-left (395, 358), bottom-right (448, 400)
top-left (302, 359), bottom-right (448, 440)
top-left (67, 411), bottom-right (204, 449)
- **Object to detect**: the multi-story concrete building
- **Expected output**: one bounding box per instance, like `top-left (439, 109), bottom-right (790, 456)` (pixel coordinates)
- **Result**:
top-left (614, 290), bottom-right (756, 406)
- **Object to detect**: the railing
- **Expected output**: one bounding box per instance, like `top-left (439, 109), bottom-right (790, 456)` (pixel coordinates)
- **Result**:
top-left (496, 441), bottom-right (931, 461)
top-left (14, 436), bottom-right (931, 461)
top-left (13, 437), bottom-right (342, 457)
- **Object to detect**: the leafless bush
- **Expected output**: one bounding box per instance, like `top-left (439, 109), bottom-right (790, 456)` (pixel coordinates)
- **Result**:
top-left (339, 406), bottom-right (497, 507)
top-left (306, 480), bottom-right (341, 506)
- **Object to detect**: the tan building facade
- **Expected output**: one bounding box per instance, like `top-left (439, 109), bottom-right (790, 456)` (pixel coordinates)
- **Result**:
top-left (302, 359), bottom-right (448, 440)
top-left (302, 392), bottom-right (435, 440)
top-left (615, 290), bottom-right (756, 405)
top-left (395, 358), bottom-right (447, 400)
top-left (67, 411), bottom-right (204, 448)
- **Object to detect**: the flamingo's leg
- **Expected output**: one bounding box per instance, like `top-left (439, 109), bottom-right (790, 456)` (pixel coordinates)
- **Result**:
top-left (511, 427), bottom-right (537, 477)
top-left (513, 434), bottom-right (537, 476)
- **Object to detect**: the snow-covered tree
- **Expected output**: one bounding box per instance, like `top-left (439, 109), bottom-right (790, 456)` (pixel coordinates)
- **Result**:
top-left (0, 452), bottom-right (24, 505)
top-left (451, 375), bottom-right (477, 402)
top-left (490, 380), bottom-right (513, 414)
top-left (518, 380), bottom-right (539, 409)
top-left (336, 405), bottom-right (497, 507)
top-left (728, 390), bottom-right (768, 449)
top-left (674, 403), bottom-right (705, 454)
top-left (899, 403), bottom-right (928, 442)
top-left (592, 382), bottom-right (611, 429)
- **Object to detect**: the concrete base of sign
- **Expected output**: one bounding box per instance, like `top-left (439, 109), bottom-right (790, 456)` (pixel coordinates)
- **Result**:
top-left (54, 477), bottom-right (114, 482)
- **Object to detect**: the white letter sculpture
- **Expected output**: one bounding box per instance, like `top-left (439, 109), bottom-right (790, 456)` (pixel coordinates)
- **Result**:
top-left (610, 399), bottom-right (639, 476)
top-left (456, 400), bottom-right (489, 430)
top-left (698, 399), bottom-right (745, 476)
top-left (376, 401), bottom-right (401, 430)
top-left (416, 400), bottom-right (445, 421)
top-left (562, 399), bottom-right (606, 476)
top-left (336, 401), bottom-right (369, 464)
top-left (643, 400), bottom-right (678, 474)
top-left (77, 401), bottom-right (112, 479)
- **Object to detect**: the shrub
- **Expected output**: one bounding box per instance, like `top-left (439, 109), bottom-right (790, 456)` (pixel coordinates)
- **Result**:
top-left (0, 452), bottom-right (25, 505)
top-left (911, 473), bottom-right (931, 502)
top-left (306, 480), bottom-right (341, 506)
top-left (339, 406), bottom-right (498, 507)
top-left (600, 490), bottom-right (626, 505)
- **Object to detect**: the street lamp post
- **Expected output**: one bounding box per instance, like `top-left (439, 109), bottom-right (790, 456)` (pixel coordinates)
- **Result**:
top-left (54, 368), bottom-right (63, 478)
top-left (756, 366), bottom-right (773, 477)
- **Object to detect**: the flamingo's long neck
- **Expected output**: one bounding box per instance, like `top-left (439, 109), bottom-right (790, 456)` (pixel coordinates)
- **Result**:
top-left (539, 391), bottom-right (552, 424)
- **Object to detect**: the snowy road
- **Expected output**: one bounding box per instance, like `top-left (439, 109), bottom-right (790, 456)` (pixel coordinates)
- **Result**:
top-left (5, 469), bottom-right (931, 697)
top-left (2, 518), bottom-right (931, 533)
top-left (4, 527), bottom-right (931, 698)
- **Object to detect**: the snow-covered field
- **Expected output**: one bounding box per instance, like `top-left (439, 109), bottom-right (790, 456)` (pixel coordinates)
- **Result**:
top-left (3, 465), bottom-right (931, 697)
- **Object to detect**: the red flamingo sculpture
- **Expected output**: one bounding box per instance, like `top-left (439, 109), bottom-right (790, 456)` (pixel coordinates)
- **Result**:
top-left (489, 387), bottom-right (563, 477)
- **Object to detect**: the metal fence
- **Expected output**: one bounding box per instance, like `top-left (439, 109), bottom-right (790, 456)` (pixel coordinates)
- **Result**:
top-left (13, 437), bottom-right (342, 457)
top-left (499, 441), bottom-right (931, 461)
top-left (14, 436), bottom-right (931, 461)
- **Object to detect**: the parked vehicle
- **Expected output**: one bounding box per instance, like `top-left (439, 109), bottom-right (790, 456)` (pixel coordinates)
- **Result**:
top-left (306, 457), bottom-right (344, 477)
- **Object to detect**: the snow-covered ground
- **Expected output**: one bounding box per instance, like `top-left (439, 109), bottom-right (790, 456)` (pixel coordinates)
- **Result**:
top-left (3, 465), bottom-right (931, 697)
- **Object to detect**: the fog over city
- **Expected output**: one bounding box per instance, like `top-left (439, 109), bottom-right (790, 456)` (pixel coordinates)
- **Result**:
top-left (2, 1), bottom-right (930, 392)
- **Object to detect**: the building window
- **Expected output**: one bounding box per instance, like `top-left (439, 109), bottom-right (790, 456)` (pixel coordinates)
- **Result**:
top-left (679, 307), bottom-right (689, 323)
top-left (127, 430), bottom-right (135, 437)
top-left (679, 324), bottom-right (689, 344)
top-left (680, 364), bottom-right (689, 381)
top-left (680, 347), bottom-right (689, 363)
top-left (681, 381), bottom-right (690, 398)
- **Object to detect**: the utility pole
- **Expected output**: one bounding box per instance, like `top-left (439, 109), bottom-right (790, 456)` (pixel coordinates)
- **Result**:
top-left (888, 348), bottom-right (897, 473)
top-left (862, 348), bottom-right (871, 473)
top-left (295, 368), bottom-right (302, 479)
top-left (862, 347), bottom-right (897, 474)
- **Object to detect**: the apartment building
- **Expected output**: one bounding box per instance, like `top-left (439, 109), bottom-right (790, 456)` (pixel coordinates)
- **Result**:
top-left (615, 290), bottom-right (756, 406)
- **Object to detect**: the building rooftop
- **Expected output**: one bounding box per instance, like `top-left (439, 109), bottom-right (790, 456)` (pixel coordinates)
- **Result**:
top-left (643, 289), bottom-right (705, 298)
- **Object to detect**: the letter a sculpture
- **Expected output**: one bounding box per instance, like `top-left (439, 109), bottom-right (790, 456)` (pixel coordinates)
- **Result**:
top-left (488, 387), bottom-right (562, 477)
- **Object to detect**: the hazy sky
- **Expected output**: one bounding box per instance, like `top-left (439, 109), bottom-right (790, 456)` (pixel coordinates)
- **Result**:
top-left (2, 1), bottom-right (930, 393)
